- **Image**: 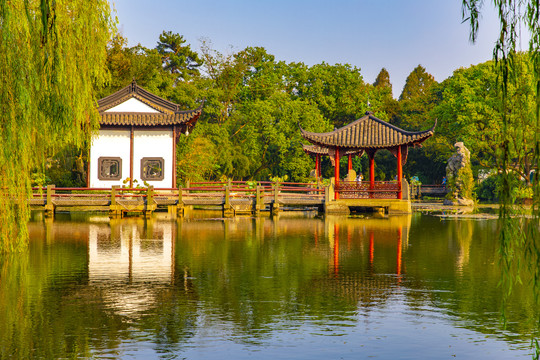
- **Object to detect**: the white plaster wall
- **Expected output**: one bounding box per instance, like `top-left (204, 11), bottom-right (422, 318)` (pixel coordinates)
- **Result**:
top-left (133, 129), bottom-right (173, 188)
top-left (90, 129), bottom-right (131, 188)
top-left (104, 98), bottom-right (160, 113)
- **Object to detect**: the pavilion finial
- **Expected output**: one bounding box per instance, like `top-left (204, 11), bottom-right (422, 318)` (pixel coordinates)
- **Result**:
top-left (130, 78), bottom-right (137, 93)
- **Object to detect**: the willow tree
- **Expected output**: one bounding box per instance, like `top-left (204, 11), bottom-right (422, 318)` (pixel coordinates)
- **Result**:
top-left (0, 0), bottom-right (114, 252)
top-left (462, 1), bottom-right (540, 352)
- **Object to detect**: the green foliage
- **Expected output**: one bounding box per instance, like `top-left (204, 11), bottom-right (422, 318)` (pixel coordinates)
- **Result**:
top-left (176, 128), bottom-right (220, 184)
top-left (373, 68), bottom-right (392, 92)
top-left (0, 0), bottom-right (114, 251)
top-left (157, 31), bottom-right (202, 81)
top-left (463, 1), bottom-right (540, 348)
top-left (121, 178), bottom-right (149, 189)
top-left (285, 62), bottom-right (396, 127)
top-left (30, 173), bottom-right (50, 188)
top-left (458, 165), bottom-right (475, 200)
top-left (409, 176), bottom-right (422, 186)
top-left (398, 65), bottom-right (438, 130)
top-left (476, 175), bottom-right (500, 201)
top-left (270, 175), bottom-right (289, 183)
top-left (432, 57), bottom-right (537, 181)
top-left (42, 147), bottom-right (87, 187)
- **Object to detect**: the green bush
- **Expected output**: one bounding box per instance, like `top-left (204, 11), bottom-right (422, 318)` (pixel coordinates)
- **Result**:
top-left (476, 174), bottom-right (500, 201)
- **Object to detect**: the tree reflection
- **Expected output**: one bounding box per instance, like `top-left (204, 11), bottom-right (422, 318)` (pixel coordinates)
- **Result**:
top-left (0, 214), bottom-right (538, 358)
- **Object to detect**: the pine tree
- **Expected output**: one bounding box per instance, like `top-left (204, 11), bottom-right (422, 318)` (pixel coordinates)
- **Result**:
top-left (399, 65), bottom-right (436, 101)
top-left (373, 68), bottom-right (392, 93)
top-left (157, 31), bottom-right (203, 81)
top-left (398, 65), bottom-right (438, 130)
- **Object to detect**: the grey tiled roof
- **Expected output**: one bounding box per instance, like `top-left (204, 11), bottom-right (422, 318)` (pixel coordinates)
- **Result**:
top-left (97, 80), bottom-right (203, 127)
top-left (300, 112), bottom-right (436, 149)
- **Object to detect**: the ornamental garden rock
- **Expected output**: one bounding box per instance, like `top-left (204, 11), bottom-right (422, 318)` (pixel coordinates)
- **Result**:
top-left (444, 142), bottom-right (475, 206)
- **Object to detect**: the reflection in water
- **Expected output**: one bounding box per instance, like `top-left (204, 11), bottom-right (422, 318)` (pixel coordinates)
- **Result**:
top-left (0, 213), bottom-right (538, 359)
top-left (88, 219), bottom-right (174, 317)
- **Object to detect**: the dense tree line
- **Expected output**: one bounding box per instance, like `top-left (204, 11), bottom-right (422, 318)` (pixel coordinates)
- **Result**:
top-left (43, 31), bottom-right (537, 193)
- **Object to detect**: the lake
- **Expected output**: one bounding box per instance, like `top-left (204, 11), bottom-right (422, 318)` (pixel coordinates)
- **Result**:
top-left (0, 211), bottom-right (538, 359)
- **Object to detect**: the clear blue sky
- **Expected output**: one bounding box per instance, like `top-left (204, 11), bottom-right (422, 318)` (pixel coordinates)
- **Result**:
top-left (110, 0), bottom-right (508, 98)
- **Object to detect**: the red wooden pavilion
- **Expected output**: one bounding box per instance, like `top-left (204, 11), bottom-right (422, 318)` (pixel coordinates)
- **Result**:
top-left (301, 111), bottom-right (436, 200)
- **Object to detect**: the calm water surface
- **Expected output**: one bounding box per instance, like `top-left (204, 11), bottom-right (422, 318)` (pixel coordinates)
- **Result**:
top-left (0, 212), bottom-right (538, 359)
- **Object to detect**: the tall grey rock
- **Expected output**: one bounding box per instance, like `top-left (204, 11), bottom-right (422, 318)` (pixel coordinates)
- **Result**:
top-left (444, 142), bottom-right (474, 206)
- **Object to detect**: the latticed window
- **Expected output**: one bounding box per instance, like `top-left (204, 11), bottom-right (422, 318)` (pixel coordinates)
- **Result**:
top-left (98, 157), bottom-right (122, 180)
top-left (141, 157), bottom-right (164, 181)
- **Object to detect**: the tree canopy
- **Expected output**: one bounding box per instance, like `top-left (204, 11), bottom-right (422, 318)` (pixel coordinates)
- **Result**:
top-left (157, 31), bottom-right (203, 81)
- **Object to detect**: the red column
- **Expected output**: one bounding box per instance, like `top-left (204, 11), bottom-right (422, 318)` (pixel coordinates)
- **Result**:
top-left (397, 227), bottom-right (402, 276)
top-left (369, 153), bottom-right (375, 198)
top-left (173, 125), bottom-right (177, 188)
top-left (315, 154), bottom-right (320, 178)
top-left (129, 126), bottom-right (134, 188)
top-left (348, 154), bottom-right (352, 172)
top-left (334, 148), bottom-right (340, 200)
top-left (397, 145), bottom-right (403, 200)
top-left (369, 231), bottom-right (374, 266)
top-left (334, 223), bottom-right (339, 276)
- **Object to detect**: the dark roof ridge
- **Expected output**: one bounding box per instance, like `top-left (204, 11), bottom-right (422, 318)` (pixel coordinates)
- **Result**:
top-left (366, 112), bottom-right (437, 136)
top-left (98, 80), bottom-right (182, 113)
top-left (299, 111), bottom-right (436, 149)
top-left (299, 112), bottom-right (436, 138)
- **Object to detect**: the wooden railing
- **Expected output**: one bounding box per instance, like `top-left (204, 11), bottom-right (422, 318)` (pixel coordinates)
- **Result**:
top-left (410, 184), bottom-right (448, 199)
top-left (30, 181), bottom-right (326, 216)
top-left (335, 181), bottom-right (400, 199)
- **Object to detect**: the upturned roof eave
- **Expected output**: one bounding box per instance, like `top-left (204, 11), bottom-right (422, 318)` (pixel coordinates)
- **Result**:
top-left (99, 104), bottom-right (203, 127)
top-left (299, 113), bottom-right (437, 149)
top-left (302, 131), bottom-right (435, 149)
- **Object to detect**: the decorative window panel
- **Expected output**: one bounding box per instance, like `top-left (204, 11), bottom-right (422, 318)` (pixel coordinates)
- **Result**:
top-left (98, 157), bottom-right (122, 180)
top-left (141, 157), bottom-right (165, 181)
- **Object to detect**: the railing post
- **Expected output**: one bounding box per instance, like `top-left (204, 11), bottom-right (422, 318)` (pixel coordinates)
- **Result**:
top-left (111, 186), bottom-right (117, 206)
top-left (177, 186), bottom-right (184, 217)
top-left (255, 185), bottom-right (262, 215)
top-left (272, 182), bottom-right (280, 215)
top-left (223, 183), bottom-right (234, 217)
top-left (109, 185), bottom-right (121, 218)
top-left (324, 186), bottom-right (330, 214)
top-left (145, 185), bottom-right (154, 218)
top-left (186, 180), bottom-right (190, 194)
top-left (45, 184), bottom-right (55, 218)
top-left (225, 184), bottom-right (230, 208)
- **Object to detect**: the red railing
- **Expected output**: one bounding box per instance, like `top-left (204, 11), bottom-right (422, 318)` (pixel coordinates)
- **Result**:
top-left (335, 181), bottom-right (400, 199)
top-left (30, 181), bottom-right (325, 202)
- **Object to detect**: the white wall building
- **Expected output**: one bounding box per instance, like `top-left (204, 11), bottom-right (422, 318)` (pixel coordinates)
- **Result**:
top-left (89, 81), bottom-right (202, 188)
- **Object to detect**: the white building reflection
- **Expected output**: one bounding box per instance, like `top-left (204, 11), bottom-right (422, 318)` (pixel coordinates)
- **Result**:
top-left (88, 219), bottom-right (175, 317)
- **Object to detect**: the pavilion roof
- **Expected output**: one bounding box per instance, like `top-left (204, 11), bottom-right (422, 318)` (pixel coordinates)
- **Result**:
top-left (300, 111), bottom-right (436, 150)
top-left (97, 81), bottom-right (203, 129)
